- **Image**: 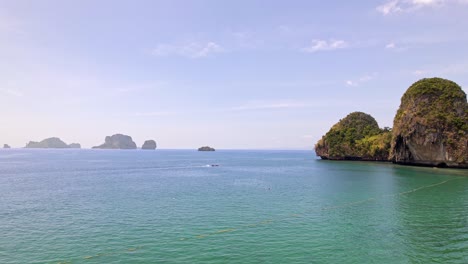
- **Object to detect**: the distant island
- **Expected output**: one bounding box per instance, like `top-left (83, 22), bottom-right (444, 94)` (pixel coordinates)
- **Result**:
top-left (92, 134), bottom-right (137, 149)
top-left (25, 137), bottom-right (81, 149)
top-left (315, 77), bottom-right (467, 169)
top-left (3, 144), bottom-right (10, 149)
top-left (142, 140), bottom-right (157, 150)
top-left (198, 146), bottom-right (215, 151)
top-left (20, 134), bottom-right (158, 150)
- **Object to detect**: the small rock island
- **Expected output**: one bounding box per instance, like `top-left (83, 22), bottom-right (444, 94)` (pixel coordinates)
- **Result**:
top-left (142, 140), bottom-right (157, 150)
top-left (198, 146), bottom-right (215, 151)
top-left (390, 78), bottom-right (467, 168)
top-left (3, 144), bottom-right (11, 149)
top-left (25, 137), bottom-right (81, 149)
top-left (93, 134), bottom-right (137, 149)
top-left (315, 112), bottom-right (391, 161)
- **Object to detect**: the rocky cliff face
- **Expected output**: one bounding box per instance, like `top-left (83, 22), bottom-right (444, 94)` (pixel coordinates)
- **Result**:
top-left (26, 137), bottom-right (70, 148)
top-left (315, 112), bottom-right (391, 161)
top-left (142, 140), bottom-right (157, 150)
top-left (390, 78), bottom-right (467, 168)
top-left (93, 134), bottom-right (137, 149)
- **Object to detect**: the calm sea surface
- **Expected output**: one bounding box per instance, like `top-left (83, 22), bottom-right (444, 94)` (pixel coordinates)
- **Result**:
top-left (0, 149), bottom-right (467, 263)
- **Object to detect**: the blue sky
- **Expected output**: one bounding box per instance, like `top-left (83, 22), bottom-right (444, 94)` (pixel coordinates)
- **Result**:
top-left (1, 0), bottom-right (467, 149)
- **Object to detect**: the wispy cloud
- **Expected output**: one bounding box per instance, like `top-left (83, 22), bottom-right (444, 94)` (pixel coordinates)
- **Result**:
top-left (385, 42), bottom-right (396, 49)
top-left (345, 74), bottom-right (375, 87)
top-left (228, 30), bottom-right (264, 49)
top-left (302, 39), bottom-right (348, 53)
top-left (0, 12), bottom-right (24, 35)
top-left (277, 25), bottom-right (292, 34)
top-left (384, 41), bottom-right (410, 51)
top-left (384, 34), bottom-right (451, 51)
top-left (377, 0), bottom-right (403, 15)
top-left (116, 81), bottom-right (167, 93)
top-left (413, 69), bottom-right (428, 75)
top-left (225, 98), bottom-right (359, 115)
top-left (0, 88), bottom-right (23, 97)
top-left (377, 0), bottom-right (467, 15)
top-left (132, 111), bottom-right (174, 117)
top-left (151, 42), bottom-right (223, 58)
top-left (440, 62), bottom-right (468, 75)
top-left (410, 62), bottom-right (468, 76)
top-left (231, 100), bottom-right (308, 111)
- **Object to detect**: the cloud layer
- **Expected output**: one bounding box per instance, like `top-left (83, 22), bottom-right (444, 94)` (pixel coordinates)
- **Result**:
top-left (302, 39), bottom-right (348, 53)
top-left (377, 0), bottom-right (468, 15)
top-left (345, 75), bottom-right (375, 87)
top-left (0, 88), bottom-right (23, 97)
top-left (231, 100), bottom-right (308, 111)
top-left (151, 42), bottom-right (223, 58)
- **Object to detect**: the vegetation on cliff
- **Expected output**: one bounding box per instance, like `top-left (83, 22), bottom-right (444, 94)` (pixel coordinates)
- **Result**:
top-left (315, 112), bottom-right (391, 160)
top-left (391, 78), bottom-right (467, 167)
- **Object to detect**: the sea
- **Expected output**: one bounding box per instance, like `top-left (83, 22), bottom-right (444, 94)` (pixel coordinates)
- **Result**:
top-left (0, 149), bottom-right (467, 263)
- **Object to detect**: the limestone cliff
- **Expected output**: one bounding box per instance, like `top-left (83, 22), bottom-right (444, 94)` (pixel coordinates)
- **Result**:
top-left (390, 78), bottom-right (467, 168)
top-left (93, 134), bottom-right (137, 149)
top-left (315, 112), bottom-right (391, 161)
top-left (26, 137), bottom-right (71, 148)
top-left (142, 140), bottom-right (157, 150)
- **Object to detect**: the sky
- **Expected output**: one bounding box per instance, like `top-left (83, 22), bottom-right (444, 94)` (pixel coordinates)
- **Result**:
top-left (1, 0), bottom-right (467, 149)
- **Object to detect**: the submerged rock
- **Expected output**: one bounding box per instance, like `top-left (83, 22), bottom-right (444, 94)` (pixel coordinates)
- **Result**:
top-left (198, 146), bottom-right (215, 151)
top-left (26, 137), bottom-right (71, 148)
top-left (3, 144), bottom-right (11, 149)
top-left (315, 112), bottom-right (391, 161)
top-left (390, 78), bottom-right (467, 168)
top-left (92, 134), bottom-right (137, 149)
top-left (142, 140), bottom-right (157, 150)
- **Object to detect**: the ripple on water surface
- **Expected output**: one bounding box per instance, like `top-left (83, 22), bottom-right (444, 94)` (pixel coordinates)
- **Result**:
top-left (0, 149), bottom-right (467, 263)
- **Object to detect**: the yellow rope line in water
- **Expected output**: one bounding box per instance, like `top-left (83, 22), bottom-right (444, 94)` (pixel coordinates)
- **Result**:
top-left (321, 177), bottom-right (461, 211)
top-left (385, 178), bottom-right (457, 197)
top-left (56, 246), bottom-right (144, 263)
top-left (189, 177), bottom-right (463, 240)
top-left (57, 177), bottom-right (463, 262)
top-left (182, 219), bottom-right (276, 241)
top-left (320, 197), bottom-right (376, 211)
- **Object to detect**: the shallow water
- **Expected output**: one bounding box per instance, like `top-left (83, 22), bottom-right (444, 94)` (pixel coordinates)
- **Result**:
top-left (0, 149), bottom-right (467, 263)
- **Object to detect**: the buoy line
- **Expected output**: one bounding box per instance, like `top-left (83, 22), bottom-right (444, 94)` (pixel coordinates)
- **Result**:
top-left (56, 177), bottom-right (463, 262)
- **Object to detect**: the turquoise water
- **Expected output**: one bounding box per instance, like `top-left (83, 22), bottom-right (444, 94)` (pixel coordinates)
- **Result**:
top-left (0, 149), bottom-right (467, 263)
